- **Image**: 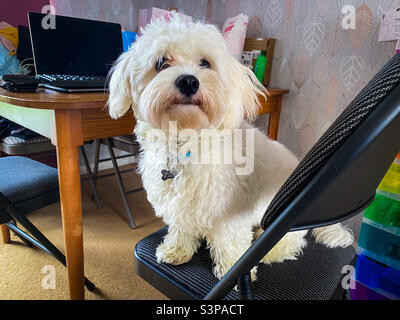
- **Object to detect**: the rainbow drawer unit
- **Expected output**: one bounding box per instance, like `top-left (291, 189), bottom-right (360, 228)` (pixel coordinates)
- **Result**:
top-left (352, 155), bottom-right (400, 300)
top-left (358, 157), bottom-right (400, 271)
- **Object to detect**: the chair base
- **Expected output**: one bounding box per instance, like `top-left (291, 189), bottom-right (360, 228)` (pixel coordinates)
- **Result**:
top-left (92, 138), bottom-right (142, 229)
top-left (2, 210), bottom-right (95, 292)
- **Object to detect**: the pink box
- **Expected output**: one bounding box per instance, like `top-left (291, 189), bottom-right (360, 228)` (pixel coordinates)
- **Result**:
top-left (222, 14), bottom-right (248, 61)
top-left (378, 8), bottom-right (400, 42)
top-left (138, 8), bottom-right (192, 36)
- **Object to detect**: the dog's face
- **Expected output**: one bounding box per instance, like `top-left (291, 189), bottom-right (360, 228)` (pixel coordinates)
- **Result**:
top-left (108, 13), bottom-right (264, 131)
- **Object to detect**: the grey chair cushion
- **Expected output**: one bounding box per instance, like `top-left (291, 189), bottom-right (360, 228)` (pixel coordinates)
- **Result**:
top-left (2, 136), bottom-right (50, 145)
top-left (0, 135), bottom-right (55, 155)
top-left (135, 227), bottom-right (356, 300)
top-left (0, 156), bottom-right (58, 204)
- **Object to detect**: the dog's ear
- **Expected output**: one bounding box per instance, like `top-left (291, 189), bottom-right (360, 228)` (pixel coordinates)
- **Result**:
top-left (238, 60), bottom-right (266, 122)
top-left (223, 55), bottom-right (265, 127)
top-left (107, 51), bottom-right (133, 119)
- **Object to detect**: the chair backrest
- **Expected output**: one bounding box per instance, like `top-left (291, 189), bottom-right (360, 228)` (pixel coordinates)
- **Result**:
top-left (262, 53), bottom-right (400, 231)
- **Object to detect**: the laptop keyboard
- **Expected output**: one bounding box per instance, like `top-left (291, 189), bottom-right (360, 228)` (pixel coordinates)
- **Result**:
top-left (38, 74), bottom-right (107, 90)
top-left (39, 74), bottom-right (106, 82)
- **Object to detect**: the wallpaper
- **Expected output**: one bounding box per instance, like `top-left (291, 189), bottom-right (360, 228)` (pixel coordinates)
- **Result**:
top-left (48, 0), bottom-right (400, 237)
top-left (50, 0), bottom-right (400, 159)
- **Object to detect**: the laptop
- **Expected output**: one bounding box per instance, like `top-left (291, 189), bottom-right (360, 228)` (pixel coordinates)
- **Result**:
top-left (28, 12), bottom-right (123, 92)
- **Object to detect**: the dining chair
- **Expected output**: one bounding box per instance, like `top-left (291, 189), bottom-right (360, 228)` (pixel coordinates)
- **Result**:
top-left (0, 156), bottom-right (95, 291)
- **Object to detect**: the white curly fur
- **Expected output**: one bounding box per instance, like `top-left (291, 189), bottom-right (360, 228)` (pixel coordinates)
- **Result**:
top-left (108, 13), bottom-right (353, 280)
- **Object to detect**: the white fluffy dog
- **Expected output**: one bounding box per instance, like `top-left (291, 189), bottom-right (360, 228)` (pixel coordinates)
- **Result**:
top-left (108, 14), bottom-right (353, 280)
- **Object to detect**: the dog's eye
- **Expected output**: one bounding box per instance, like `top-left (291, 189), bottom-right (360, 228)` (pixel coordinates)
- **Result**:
top-left (156, 57), bottom-right (171, 72)
top-left (159, 62), bottom-right (171, 71)
top-left (199, 59), bottom-right (210, 69)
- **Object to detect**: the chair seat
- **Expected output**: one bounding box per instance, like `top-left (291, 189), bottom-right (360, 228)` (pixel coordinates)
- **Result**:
top-left (0, 136), bottom-right (55, 155)
top-left (134, 227), bottom-right (356, 300)
top-left (0, 157), bottom-right (59, 224)
top-left (113, 135), bottom-right (138, 145)
top-left (111, 134), bottom-right (140, 154)
top-left (0, 156), bottom-right (58, 204)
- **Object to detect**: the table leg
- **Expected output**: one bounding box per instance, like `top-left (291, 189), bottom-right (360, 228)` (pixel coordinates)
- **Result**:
top-left (267, 95), bottom-right (283, 141)
top-left (1, 224), bottom-right (10, 243)
top-left (54, 110), bottom-right (85, 300)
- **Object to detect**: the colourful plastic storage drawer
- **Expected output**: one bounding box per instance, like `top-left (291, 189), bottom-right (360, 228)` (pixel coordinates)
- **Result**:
top-left (352, 254), bottom-right (400, 299)
top-left (358, 221), bottom-right (400, 270)
top-left (378, 162), bottom-right (400, 195)
top-left (350, 280), bottom-right (389, 300)
top-left (364, 193), bottom-right (400, 229)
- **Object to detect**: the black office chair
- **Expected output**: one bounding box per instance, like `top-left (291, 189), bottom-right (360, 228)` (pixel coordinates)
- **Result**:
top-left (133, 53), bottom-right (400, 300)
top-left (0, 156), bottom-right (95, 292)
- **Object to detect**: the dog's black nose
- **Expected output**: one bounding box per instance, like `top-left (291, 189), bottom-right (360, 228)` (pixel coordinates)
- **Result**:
top-left (175, 75), bottom-right (199, 96)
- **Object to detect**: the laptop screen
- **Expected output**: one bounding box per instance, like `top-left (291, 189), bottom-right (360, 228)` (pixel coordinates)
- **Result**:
top-left (28, 12), bottom-right (123, 77)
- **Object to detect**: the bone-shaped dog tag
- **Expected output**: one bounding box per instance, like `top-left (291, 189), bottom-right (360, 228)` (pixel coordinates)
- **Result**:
top-left (161, 169), bottom-right (175, 181)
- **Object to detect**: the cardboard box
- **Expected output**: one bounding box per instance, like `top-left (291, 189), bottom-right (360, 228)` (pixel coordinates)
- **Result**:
top-left (242, 38), bottom-right (276, 86)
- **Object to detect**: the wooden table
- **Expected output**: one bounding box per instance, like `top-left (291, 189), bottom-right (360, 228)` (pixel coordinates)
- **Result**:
top-left (0, 87), bottom-right (288, 300)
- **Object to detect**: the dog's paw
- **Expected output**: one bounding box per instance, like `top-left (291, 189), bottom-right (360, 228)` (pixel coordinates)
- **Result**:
top-left (212, 263), bottom-right (232, 280)
top-left (261, 230), bottom-right (307, 264)
top-left (312, 224), bottom-right (354, 248)
top-left (156, 243), bottom-right (194, 265)
top-left (213, 264), bottom-right (257, 282)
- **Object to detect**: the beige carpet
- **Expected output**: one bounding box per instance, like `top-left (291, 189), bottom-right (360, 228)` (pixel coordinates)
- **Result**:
top-left (0, 165), bottom-right (167, 300)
